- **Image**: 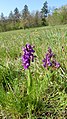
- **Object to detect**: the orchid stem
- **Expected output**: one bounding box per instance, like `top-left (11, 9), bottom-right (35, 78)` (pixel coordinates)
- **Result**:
top-left (27, 69), bottom-right (32, 119)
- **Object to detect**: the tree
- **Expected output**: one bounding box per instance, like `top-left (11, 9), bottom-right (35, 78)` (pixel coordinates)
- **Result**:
top-left (8, 11), bottom-right (15, 30)
top-left (0, 13), bottom-right (7, 31)
top-left (47, 5), bottom-right (67, 25)
top-left (61, 6), bottom-right (67, 24)
top-left (41, 1), bottom-right (48, 25)
top-left (9, 11), bottom-right (14, 20)
top-left (22, 5), bottom-right (30, 28)
top-left (22, 5), bottom-right (30, 19)
top-left (13, 8), bottom-right (20, 29)
top-left (34, 11), bottom-right (42, 27)
top-left (41, 1), bottom-right (48, 17)
top-left (0, 12), bottom-right (5, 21)
top-left (14, 7), bottom-right (20, 20)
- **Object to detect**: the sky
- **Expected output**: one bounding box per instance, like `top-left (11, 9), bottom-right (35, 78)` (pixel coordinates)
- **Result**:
top-left (0, 0), bottom-right (67, 16)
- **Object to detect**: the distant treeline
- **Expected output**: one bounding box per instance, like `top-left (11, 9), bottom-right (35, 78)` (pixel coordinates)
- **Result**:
top-left (0, 1), bottom-right (67, 32)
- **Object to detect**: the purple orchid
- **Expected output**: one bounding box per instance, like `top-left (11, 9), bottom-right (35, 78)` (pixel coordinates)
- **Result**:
top-left (22, 44), bottom-right (35, 69)
top-left (43, 47), bottom-right (60, 69)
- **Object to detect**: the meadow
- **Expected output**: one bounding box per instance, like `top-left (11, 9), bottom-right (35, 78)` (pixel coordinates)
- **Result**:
top-left (0, 25), bottom-right (67, 119)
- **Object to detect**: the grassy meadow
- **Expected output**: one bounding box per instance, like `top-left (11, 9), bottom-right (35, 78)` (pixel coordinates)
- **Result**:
top-left (0, 25), bottom-right (67, 119)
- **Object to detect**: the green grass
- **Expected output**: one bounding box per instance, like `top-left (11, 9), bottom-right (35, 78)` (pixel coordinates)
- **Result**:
top-left (0, 25), bottom-right (67, 119)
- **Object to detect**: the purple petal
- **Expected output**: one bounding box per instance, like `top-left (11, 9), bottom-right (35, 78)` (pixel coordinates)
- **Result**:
top-left (55, 62), bottom-right (60, 68)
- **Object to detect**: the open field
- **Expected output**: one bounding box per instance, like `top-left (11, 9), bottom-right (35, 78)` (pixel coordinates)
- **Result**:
top-left (0, 25), bottom-right (67, 119)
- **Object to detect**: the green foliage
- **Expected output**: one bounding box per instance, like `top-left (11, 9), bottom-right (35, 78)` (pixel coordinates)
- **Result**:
top-left (0, 26), bottom-right (67, 118)
top-left (47, 5), bottom-right (67, 25)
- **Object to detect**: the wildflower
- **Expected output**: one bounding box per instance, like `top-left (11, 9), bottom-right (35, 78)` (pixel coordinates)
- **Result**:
top-left (42, 47), bottom-right (60, 69)
top-left (52, 60), bottom-right (60, 68)
top-left (43, 56), bottom-right (52, 67)
top-left (22, 44), bottom-right (35, 69)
